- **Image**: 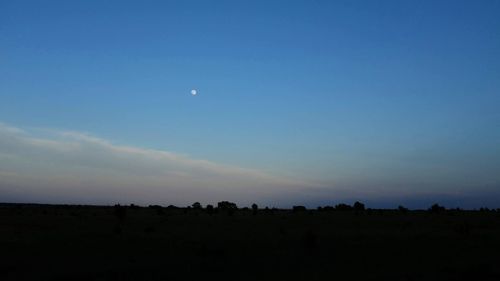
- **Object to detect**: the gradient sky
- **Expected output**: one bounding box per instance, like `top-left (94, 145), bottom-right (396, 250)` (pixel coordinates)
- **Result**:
top-left (1, 0), bottom-right (500, 208)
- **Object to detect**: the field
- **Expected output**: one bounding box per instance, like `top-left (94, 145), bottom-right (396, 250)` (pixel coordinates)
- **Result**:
top-left (1, 203), bottom-right (500, 281)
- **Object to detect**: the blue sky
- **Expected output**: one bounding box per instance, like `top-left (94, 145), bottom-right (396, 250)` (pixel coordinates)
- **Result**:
top-left (1, 0), bottom-right (499, 208)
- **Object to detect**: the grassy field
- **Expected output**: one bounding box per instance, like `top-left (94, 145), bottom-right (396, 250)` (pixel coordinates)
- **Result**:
top-left (1, 203), bottom-right (500, 281)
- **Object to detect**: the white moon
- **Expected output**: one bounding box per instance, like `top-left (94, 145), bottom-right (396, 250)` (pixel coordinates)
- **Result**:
top-left (191, 89), bottom-right (197, 96)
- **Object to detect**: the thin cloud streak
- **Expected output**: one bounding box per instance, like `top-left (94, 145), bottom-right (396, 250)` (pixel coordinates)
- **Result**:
top-left (0, 123), bottom-right (313, 206)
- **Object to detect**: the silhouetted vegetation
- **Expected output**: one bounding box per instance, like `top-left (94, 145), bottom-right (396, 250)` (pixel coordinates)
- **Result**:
top-left (322, 205), bottom-right (334, 211)
top-left (206, 204), bottom-right (214, 214)
top-left (292, 205), bottom-right (307, 212)
top-left (335, 203), bottom-right (353, 211)
top-left (217, 201), bottom-right (237, 210)
top-left (1, 202), bottom-right (499, 281)
top-left (353, 201), bottom-right (365, 211)
top-left (429, 203), bottom-right (446, 213)
top-left (252, 203), bottom-right (258, 215)
top-left (148, 205), bottom-right (164, 215)
top-left (398, 205), bottom-right (409, 213)
top-left (217, 201), bottom-right (237, 215)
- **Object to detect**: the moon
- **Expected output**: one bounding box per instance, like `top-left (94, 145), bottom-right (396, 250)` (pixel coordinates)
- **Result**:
top-left (191, 89), bottom-right (197, 96)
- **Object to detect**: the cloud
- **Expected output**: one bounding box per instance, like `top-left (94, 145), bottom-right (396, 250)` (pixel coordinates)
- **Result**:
top-left (3, 122), bottom-right (497, 208)
top-left (0, 122), bottom-right (311, 206)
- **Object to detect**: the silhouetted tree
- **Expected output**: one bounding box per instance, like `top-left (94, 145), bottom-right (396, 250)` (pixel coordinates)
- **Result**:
top-left (252, 203), bottom-right (258, 215)
top-left (429, 203), bottom-right (446, 213)
top-left (353, 201), bottom-right (365, 211)
top-left (398, 205), bottom-right (409, 213)
top-left (323, 206), bottom-right (334, 211)
top-left (206, 204), bottom-right (214, 214)
top-left (217, 201), bottom-right (237, 210)
top-left (149, 205), bottom-right (164, 215)
top-left (217, 201), bottom-right (237, 215)
top-left (192, 202), bottom-right (202, 209)
top-left (293, 206), bottom-right (307, 213)
top-left (335, 203), bottom-right (353, 211)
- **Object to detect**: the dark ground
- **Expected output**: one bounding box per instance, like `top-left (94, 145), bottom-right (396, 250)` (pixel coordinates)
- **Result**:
top-left (1, 203), bottom-right (500, 281)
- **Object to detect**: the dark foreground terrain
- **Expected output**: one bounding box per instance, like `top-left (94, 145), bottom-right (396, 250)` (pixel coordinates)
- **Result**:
top-left (1, 203), bottom-right (500, 281)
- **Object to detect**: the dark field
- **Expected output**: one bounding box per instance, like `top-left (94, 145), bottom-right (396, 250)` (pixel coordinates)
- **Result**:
top-left (1, 204), bottom-right (500, 281)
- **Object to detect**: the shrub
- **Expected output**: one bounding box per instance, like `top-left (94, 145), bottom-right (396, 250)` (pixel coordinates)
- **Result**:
top-left (293, 206), bottom-right (307, 212)
top-left (335, 203), bottom-right (353, 211)
top-left (217, 201), bottom-right (238, 210)
top-left (206, 204), bottom-right (214, 215)
top-left (149, 205), bottom-right (164, 215)
top-left (353, 201), bottom-right (365, 211)
top-left (429, 203), bottom-right (446, 213)
top-left (252, 204), bottom-right (258, 215)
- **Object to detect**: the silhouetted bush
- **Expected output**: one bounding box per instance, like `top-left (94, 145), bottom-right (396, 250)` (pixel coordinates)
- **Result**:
top-left (323, 206), bottom-right (334, 211)
top-left (206, 204), bottom-right (214, 214)
top-left (335, 203), bottom-right (353, 211)
top-left (192, 202), bottom-right (202, 209)
top-left (293, 206), bottom-right (307, 213)
top-left (353, 201), bottom-right (365, 211)
top-left (252, 203), bottom-right (258, 215)
top-left (217, 201), bottom-right (237, 215)
top-left (217, 201), bottom-right (237, 210)
top-left (429, 203), bottom-right (446, 213)
top-left (149, 205), bottom-right (164, 215)
top-left (398, 205), bottom-right (409, 213)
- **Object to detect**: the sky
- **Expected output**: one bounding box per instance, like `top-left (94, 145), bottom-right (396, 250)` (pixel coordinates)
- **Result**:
top-left (1, 0), bottom-right (500, 209)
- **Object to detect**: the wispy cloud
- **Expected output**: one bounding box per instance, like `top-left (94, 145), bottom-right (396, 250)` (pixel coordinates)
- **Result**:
top-left (0, 123), bottom-right (311, 206)
top-left (3, 122), bottom-right (497, 208)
